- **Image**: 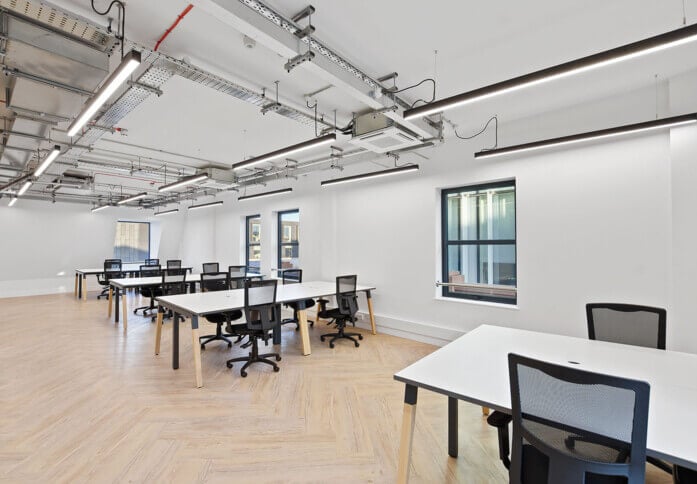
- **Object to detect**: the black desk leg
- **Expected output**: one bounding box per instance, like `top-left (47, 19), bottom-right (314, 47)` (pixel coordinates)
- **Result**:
top-left (172, 312), bottom-right (180, 369)
top-left (77, 274), bottom-right (82, 298)
top-left (448, 396), bottom-right (458, 458)
top-left (114, 288), bottom-right (120, 323)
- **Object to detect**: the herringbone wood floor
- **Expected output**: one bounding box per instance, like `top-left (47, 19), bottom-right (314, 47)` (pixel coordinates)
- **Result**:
top-left (0, 292), bottom-right (673, 483)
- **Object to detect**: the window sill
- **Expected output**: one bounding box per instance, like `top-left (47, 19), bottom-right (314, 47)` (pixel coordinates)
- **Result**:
top-left (434, 296), bottom-right (519, 310)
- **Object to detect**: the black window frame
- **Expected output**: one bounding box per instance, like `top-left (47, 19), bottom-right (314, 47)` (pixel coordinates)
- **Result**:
top-left (245, 214), bottom-right (261, 274)
top-left (441, 180), bottom-right (517, 305)
top-left (277, 209), bottom-right (299, 271)
top-left (113, 220), bottom-right (151, 263)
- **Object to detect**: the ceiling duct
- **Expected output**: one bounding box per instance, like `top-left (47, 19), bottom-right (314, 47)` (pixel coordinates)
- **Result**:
top-left (349, 113), bottom-right (421, 153)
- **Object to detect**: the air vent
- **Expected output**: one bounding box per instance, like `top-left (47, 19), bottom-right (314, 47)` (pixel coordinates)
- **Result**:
top-left (349, 112), bottom-right (422, 153)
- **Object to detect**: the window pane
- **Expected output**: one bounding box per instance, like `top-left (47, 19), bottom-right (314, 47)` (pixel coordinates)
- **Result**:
top-left (279, 211), bottom-right (299, 243)
top-left (248, 216), bottom-right (261, 243)
top-left (113, 222), bottom-right (149, 263)
top-left (247, 245), bottom-right (261, 271)
top-left (446, 186), bottom-right (514, 241)
top-left (280, 243), bottom-right (299, 269)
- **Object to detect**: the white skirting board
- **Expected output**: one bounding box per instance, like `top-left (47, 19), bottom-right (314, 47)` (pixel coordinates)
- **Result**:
top-left (353, 310), bottom-right (465, 347)
top-left (0, 277), bottom-right (74, 298)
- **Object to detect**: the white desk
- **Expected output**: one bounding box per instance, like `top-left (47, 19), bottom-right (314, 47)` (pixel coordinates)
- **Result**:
top-left (155, 281), bottom-right (377, 388)
top-left (394, 324), bottom-right (697, 483)
top-left (73, 265), bottom-right (192, 300)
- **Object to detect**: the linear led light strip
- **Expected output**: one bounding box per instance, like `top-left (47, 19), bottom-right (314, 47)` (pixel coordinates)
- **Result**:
top-left (321, 164), bottom-right (419, 186)
top-left (8, 197), bottom-right (17, 207)
top-left (474, 114), bottom-right (697, 159)
top-left (116, 192), bottom-right (148, 205)
top-left (188, 200), bottom-right (223, 210)
top-left (238, 188), bottom-right (293, 201)
top-left (404, 24), bottom-right (697, 120)
top-left (91, 204), bottom-right (111, 212)
top-left (33, 146), bottom-right (61, 177)
top-left (232, 133), bottom-right (336, 171)
top-left (67, 50), bottom-right (141, 137)
top-left (159, 173), bottom-right (209, 192)
top-left (154, 208), bottom-right (179, 216)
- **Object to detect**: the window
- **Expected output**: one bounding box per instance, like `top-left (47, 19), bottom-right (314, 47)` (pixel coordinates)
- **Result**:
top-left (113, 221), bottom-right (150, 263)
top-left (246, 214), bottom-right (261, 273)
top-left (441, 181), bottom-right (516, 304)
top-left (278, 209), bottom-right (299, 270)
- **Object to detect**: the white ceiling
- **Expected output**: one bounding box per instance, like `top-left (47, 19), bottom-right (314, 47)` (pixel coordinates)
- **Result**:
top-left (33, 0), bottom-right (697, 167)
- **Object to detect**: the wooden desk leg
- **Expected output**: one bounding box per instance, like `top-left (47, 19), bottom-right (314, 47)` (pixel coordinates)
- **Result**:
top-left (448, 397), bottom-right (458, 458)
top-left (190, 315), bottom-right (203, 388)
top-left (74, 273), bottom-right (78, 297)
top-left (482, 407), bottom-right (490, 416)
top-left (81, 274), bottom-right (87, 301)
top-left (122, 291), bottom-right (128, 331)
top-left (397, 384), bottom-right (418, 484)
top-left (154, 307), bottom-right (164, 355)
top-left (297, 308), bottom-right (312, 356)
top-left (366, 290), bottom-right (377, 335)
top-left (107, 286), bottom-right (113, 318)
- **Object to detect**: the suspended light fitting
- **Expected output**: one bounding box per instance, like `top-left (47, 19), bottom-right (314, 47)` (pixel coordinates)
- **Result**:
top-left (238, 188), bottom-right (293, 201)
top-left (67, 50), bottom-right (141, 137)
top-left (33, 146), bottom-right (61, 177)
top-left (474, 113), bottom-right (697, 159)
top-left (232, 133), bottom-right (336, 171)
top-left (17, 181), bottom-right (32, 196)
top-left (404, 24), bottom-right (697, 120)
top-left (8, 197), bottom-right (17, 207)
top-left (154, 208), bottom-right (179, 216)
top-left (158, 173), bottom-right (209, 192)
top-left (188, 200), bottom-right (223, 210)
top-left (91, 204), bottom-right (111, 212)
top-left (320, 164), bottom-right (420, 187)
top-left (116, 192), bottom-right (148, 205)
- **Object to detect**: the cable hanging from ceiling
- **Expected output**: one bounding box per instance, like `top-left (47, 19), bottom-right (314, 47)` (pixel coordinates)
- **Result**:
top-left (384, 78), bottom-right (437, 108)
top-left (91, 0), bottom-right (127, 58)
top-left (449, 115), bottom-right (498, 151)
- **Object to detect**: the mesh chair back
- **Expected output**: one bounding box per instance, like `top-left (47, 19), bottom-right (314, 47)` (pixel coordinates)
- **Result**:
top-left (335, 275), bottom-right (358, 317)
top-left (166, 260), bottom-right (182, 269)
top-left (145, 258), bottom-right (159, 266)
top-left (228, 265), bottom-right (246, 289)
top-left (508, 353), bottom-right (650, 484)
top-left (282, 269), bottom-right (302, 284)
top-left (103, 259), bottom-right (123, 283)
top-left (244, 279), bottom-right (278, 332)
top-left (246, 265), bottom-right (259, 274)
top-left (202, 262), bottom-right (219, 274)
top-left (166, 267), bottom-right (186, 276)
top-left (139, 265), bottom-right (161, 277)
top-left (201, 272), bottom-right (229, 292)
top-left (586, 303), bottom-right (666, 350)
top-left (161, 272), bottom-right (187, 296)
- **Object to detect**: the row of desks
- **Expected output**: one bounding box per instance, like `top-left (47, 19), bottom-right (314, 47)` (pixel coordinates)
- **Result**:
top-left (73, 265), bottom-right (193, 300)
top-left (102, 275), bottom-right (377, 388)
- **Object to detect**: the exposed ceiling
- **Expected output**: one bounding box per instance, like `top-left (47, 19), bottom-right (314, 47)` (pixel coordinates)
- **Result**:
top-left (1, 0), bottom-right (697, 208)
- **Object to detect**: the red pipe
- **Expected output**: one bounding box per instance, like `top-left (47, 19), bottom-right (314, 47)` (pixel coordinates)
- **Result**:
top-left (154, 4), bottom-right (194, 52)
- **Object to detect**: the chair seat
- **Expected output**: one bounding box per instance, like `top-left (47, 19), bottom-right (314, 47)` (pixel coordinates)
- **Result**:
top-left (205, 310), bottom-right (243, 324)
top-left (318, 307), bottom-right (345, 319)
top-left (287, 298), bottom-right (316, 310)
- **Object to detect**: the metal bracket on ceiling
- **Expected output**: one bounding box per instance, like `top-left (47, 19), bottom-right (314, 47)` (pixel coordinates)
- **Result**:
top-left (284, 51), bottom-right (314, 72)
top-left (291, 5), bottom-right (315, 23)
top-left (294, 25), bottom-right (315, 40)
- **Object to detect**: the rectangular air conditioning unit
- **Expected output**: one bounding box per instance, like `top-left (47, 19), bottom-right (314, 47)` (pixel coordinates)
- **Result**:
top-left (349, 113), bottom-right (421, 153)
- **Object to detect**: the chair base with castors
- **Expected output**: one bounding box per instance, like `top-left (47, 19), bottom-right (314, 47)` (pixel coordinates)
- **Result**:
top-left (320, 323), bottom-right (363, 348)
top-left (226, 334), bottom-right (281, 377)
top-left (199, 324), bottom-right (234, 350)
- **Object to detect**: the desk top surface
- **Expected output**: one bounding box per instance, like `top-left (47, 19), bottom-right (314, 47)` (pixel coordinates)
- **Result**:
top-left (156, 280), bottom-right (375, 315)
top-left (109, 273), bottom-right (262, 288)
top-left (76, 265), bottom-right (192, 274)
top-left (394, 324), bottom-right (697, 470)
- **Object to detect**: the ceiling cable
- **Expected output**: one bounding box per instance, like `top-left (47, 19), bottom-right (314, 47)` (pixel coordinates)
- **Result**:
top-left (91, 0), bottom-right (127, 59)
top-left (452, 115), bottom-right (498, 150)
top-left (683, 0), bottom-right (687, 25)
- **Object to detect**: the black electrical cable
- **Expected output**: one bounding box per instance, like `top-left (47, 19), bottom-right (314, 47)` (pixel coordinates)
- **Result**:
top-left (453, 115), bottom-right (498, 150)
top-left (383, 78), bottom-right (436, 107)
top-left (91, 0), bottom-right (126, 58)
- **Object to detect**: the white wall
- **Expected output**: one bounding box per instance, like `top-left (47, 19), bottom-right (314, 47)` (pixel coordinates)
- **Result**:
top-left (0, 200), bottom-right (187, 296)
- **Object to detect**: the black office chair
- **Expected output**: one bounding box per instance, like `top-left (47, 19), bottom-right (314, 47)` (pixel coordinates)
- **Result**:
top-left (246, 265), bottom-right (259, 274)
top-left (166, 260), bottom-right (182, 270)
top-left (157, 271), bottom-right (188, 320)
top-left (508, 353), bottom-right (650, 484)
top-left (228, 265), bottom-right (246, 285)
top-left (134, 265), bottom-right (162, 316)
top-left (97, 259), bottom-right (122, 299)
top-left (199, 273), bottom-right (244, 350)
top-left (226, 279), bottom-right (282, 377)
top-left (145, 258), bottom-right (159, 266)
top-left (280, 269), bottom-right (315, 330)
top-left (202, 262), bottom-right (219, 274)
top-left (319, 275), bottom-right (363, 348)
